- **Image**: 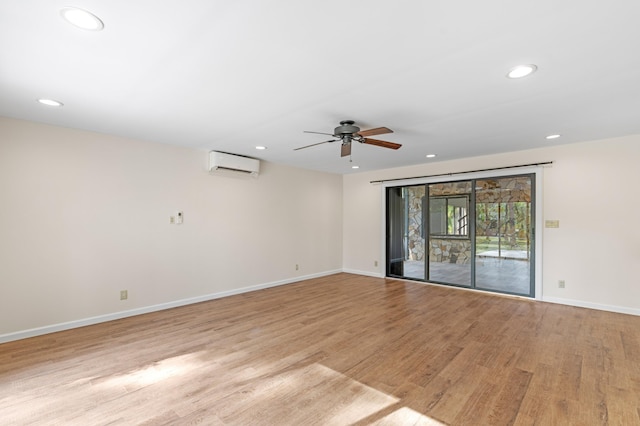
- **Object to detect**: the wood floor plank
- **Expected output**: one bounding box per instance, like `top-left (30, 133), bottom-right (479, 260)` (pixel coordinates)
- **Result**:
top-left (1, 273), bottom-right (640, 425)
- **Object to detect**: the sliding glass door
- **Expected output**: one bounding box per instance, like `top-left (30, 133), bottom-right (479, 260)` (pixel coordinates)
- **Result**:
top-left (386, 174), bottom-right (534, 297)
top-left (474, 176), bottom-right (534, 295)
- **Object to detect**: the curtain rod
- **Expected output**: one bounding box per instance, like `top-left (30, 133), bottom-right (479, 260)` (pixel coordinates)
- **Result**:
top-left (369, 161), bottom-right (553, 184)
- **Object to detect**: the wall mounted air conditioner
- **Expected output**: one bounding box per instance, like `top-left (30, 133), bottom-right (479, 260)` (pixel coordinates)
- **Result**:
top-left (209, 151), bottom-right (260, 177)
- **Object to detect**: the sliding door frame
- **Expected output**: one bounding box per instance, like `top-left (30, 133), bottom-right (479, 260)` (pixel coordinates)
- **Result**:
top-left (380, 166), bottom-right (544, 300)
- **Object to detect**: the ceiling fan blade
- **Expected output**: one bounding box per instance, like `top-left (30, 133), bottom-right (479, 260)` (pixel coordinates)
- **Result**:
top-left (357, 127), bottom-right (393, 137)
top-left (362, 138), bottom-right (402, 150)
top-left (304, 130), bottom-right (335, 136)
top-left (294, 139), bottom-right (338, 151)
top-left (341, 143), bottom-right (351, 157)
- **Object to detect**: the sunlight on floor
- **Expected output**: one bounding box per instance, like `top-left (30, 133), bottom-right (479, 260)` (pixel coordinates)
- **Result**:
top-left (92, 359), bottom-right (443, 424)
top-left (376, 406), bottom-right (446, 425)
top-left (94, 351), bottom-right (207, 389)
top-left (213, 363), bottom-right (399, 424)
top-left (3, 351), bottom-right (219, 424)
top-left (4, 351), bottom-right (446, 424)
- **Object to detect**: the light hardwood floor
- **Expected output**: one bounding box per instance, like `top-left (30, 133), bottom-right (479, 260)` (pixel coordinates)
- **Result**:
top-left (1, 273), bottom-right (639, 425)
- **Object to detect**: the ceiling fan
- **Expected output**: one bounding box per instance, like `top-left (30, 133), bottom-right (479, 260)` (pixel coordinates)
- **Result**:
top-left (295, 120), bottom-right (401, 157)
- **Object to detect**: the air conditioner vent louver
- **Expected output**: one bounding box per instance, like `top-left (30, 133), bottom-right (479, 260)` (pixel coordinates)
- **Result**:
top-left (209, 151), bottom-right (260, 177)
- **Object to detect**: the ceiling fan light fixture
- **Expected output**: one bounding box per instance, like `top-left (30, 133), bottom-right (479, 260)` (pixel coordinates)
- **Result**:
top-left (507, 64), bottom-right (537, 79)
top-left (60, 7), bottom-right (104, 31)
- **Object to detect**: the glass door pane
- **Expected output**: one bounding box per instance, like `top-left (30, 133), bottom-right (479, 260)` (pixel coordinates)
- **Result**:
top-left (403, 186), bottom-right (426, 279)
top-left (386, 187), bottom-right (406, 277)
top-left (427, 181), bottom-right (472, 287)
top-left (475, 175), bottom-right (534, 296)
top-left (386, 185), bottom-right (427, 280)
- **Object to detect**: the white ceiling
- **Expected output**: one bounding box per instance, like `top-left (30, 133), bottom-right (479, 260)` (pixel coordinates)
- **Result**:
top-left (2, 0), bottom-right (640, 174)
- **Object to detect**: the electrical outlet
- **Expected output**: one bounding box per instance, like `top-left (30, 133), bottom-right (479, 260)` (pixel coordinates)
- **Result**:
top-left (295, 264), bottom-right (299, 271)
top-left (169, 216), bottom-right (175, 224)
top-left (558, 280), bottom-right (565, 289)
top-left (374, 260), bottom-right (378, 267)
top-left (120, 290), bottom-right (128, 300)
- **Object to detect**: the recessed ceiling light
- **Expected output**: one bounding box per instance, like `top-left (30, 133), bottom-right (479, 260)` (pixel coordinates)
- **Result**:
top-left (38, 98), bottom-right (64, 107)
top-left (426, 154), bottom-right (437, 158)
top-left (255, 146), bottom-right (267, 150)
top-left (507, 64), bottom-right (538, 79)
top-left (351, 165), bottom-right (360, 169)
top-left (60, 7), bottom-right (104, 31)
top-left (545, 134), bottom-right (561, 140)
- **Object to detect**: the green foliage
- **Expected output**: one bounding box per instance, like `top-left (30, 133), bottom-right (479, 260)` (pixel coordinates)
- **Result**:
top-left (476, 201), bottom-right (530, 251)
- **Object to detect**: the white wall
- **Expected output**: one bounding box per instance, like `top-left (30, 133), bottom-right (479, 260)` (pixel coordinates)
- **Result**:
top-left (0, 117), bottom-right (343, 340)
top-left (3, 116), bottom-right (638, 342)
top-left (343, 135), bottom-right (640, 315)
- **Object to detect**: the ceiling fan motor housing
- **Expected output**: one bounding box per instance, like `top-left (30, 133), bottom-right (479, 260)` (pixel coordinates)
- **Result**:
top-left (335, 120), bottom-right (360, 137)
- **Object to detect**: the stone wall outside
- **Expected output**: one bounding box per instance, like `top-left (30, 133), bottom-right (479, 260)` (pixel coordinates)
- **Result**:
top-left (429, 238), bottom-right (472, 264)
top-left (406, 186), bottom-right (425, 260)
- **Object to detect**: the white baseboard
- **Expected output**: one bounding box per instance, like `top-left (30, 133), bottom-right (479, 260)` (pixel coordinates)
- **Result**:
top-left (342, 268), bottom-right (385, 278)
top-left (5, 271), bottom-right (636, 344)
top-left (542, 296), bottom-right (640, 317)
top-left (0, 269), bottom-right (342, 344)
